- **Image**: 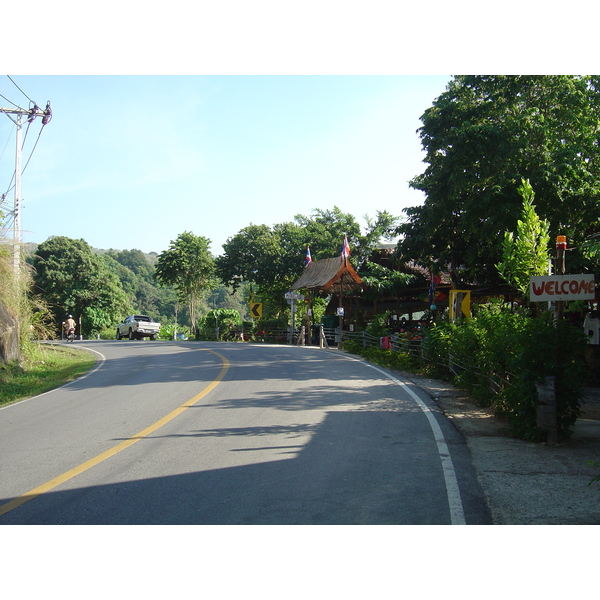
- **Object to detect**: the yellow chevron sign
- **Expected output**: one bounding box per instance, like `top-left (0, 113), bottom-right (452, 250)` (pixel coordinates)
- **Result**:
top-left (250, 303), bottom-right (262, 318)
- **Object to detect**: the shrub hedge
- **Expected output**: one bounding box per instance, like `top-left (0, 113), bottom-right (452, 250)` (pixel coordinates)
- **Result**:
top-left (423, 306), bottom-right (588, 440)
top-left (346, 304), bottom-right (589, 442)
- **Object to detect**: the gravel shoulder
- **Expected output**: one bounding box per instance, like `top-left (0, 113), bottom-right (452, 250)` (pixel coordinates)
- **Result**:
top-left (399, 371), bottom-right (600, 525)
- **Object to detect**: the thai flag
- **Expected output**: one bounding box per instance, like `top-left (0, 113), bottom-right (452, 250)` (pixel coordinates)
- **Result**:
top-left (428, 273), bottom-right (441, 305)
top-left (305, 246), bottom-right (312, 267)
top-left (428, 273), bottom-right (436, 305)
top-left (341, 235), bottom-right (350, 261)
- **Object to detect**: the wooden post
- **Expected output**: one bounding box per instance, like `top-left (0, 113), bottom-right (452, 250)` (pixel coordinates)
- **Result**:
top-left (306, 290), bottom-right (312, 346)
top-left (338, 271), bottom-right (344, 350)
top-left (554, 236), bottom-right (566, 323)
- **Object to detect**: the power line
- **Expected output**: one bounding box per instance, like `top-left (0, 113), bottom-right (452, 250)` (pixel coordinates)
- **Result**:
top-left (7, 75), bottom-right (36, 106)
top-left (21, 124), bottom-right (46, 175)
top-left (0, 91), bottom-right (22, 110)
top-left (0, 127), bottom-right (11, 161)
top-left (0, 212), bottom-right (14, 238)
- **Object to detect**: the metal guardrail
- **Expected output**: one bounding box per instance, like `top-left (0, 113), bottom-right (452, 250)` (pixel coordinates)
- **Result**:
top-left (337, 328), bottom-right (514, 400)
top-left (253, 326), bottom-right (330, 346)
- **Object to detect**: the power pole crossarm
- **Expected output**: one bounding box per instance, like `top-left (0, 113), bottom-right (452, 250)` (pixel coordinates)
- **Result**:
top-left (0, 102), bottom-right (52, 122)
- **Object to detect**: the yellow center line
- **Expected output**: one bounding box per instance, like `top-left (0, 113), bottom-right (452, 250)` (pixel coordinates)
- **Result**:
top-left (0, 350), bottom-right (229, 518)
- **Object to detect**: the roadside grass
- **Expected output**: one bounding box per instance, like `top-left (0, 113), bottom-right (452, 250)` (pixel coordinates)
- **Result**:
top-left (0, 344), bottom-right (97, 407)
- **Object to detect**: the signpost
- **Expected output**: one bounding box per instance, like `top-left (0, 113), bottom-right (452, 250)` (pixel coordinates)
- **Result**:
top-left (285, 292), bottom-right (304, 344)
top-left (284, 292), bottom-right (305, 301)
top-left (528, 236), bottom-right (597, 444)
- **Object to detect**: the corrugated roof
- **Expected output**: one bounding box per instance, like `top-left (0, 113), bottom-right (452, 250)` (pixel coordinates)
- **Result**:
top-left (291, 257), bottom-right (363, 293)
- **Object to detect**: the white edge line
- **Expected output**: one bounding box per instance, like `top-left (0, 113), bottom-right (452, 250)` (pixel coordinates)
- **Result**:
top-left (0, 344), bottom-right (106, 411)
top-left (336, 352), bottom-right (467, 525)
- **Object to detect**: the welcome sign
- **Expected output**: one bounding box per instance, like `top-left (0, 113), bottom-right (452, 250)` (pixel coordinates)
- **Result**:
top-left (530, 274), bottom-right (596, 302)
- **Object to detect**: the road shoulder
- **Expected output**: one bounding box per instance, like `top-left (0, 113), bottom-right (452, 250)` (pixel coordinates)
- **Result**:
top-left (396, 370), bottom-right (600, 525)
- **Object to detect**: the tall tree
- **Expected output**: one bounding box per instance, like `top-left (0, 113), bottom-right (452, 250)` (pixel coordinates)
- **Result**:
top-left (399, 75), bottom-right (600, 284)
top-left (30, 236), bottom-right (131, 336)
top-left (496, 179), bottom-right (551, 299)
top-left (217, 224), bottom-right (284, 293)
top-left (216, 223), bottom-right (295, 316)
top-left (154, 232), bottom-right (216, 335)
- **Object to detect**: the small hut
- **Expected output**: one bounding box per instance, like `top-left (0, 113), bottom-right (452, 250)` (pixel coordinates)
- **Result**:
top-left (291, 257), bottom-right (363, 345)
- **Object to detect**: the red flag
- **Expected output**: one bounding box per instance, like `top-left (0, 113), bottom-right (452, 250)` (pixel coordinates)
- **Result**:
top-left (305, 246), bottom-right (312, 267)
top-left (341, 235), bottom-right (350, 261)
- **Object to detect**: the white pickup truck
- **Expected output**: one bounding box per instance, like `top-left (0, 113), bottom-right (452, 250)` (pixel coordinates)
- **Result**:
top-left (116, 315), bottom-right (161, 340)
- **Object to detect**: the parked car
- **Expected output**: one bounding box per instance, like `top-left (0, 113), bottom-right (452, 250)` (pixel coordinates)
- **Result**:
top-left (116, 315), bottom-right (160, 340)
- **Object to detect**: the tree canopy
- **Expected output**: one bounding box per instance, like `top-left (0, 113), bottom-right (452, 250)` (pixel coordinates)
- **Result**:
top-left (30, 236), bottom-right (131, 336)
top-left (154, 232), bottom-right (216, 335)
top-left (399, 75), bottom-right (600, 284)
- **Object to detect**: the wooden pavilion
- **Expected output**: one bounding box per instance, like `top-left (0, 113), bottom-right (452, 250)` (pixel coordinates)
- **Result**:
top-left (290, 257), bottom-right (363, 345)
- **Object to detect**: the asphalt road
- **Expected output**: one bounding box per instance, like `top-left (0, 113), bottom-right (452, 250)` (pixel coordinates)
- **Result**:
top-left (0, 340), bottom-right (491, 525)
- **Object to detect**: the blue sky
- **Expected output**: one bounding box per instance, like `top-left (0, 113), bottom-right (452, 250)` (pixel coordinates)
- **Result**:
top-left (1, 0), bottom-right (594, 263)
top-left (1, 75), bottom-right (451, 256)
top-left (1, 2), bottom-right (589, 260)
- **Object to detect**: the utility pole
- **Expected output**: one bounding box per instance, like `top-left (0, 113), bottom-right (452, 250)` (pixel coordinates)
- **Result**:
top-left (0, 102), bottom-right (51, 274)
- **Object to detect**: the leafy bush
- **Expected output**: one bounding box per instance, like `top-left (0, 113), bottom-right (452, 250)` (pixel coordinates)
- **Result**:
top-left (365, 310), bottom-right (394, 338)
top-left (498, 314), bottom-right (587, 440)
top-left (157, 322), bottom-right (190, 341)
top-left (422, 305), bottom-right (588, 440)
top-left (424, 305), bottom-right (526, 402)
top-left (98, 326), bottom-right (116, 340)
top-left (196, 309), bottom-right (242, 340)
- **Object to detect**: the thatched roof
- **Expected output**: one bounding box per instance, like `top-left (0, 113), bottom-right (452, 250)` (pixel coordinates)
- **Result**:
top-left (291, 257), bottom-right (363, 294)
